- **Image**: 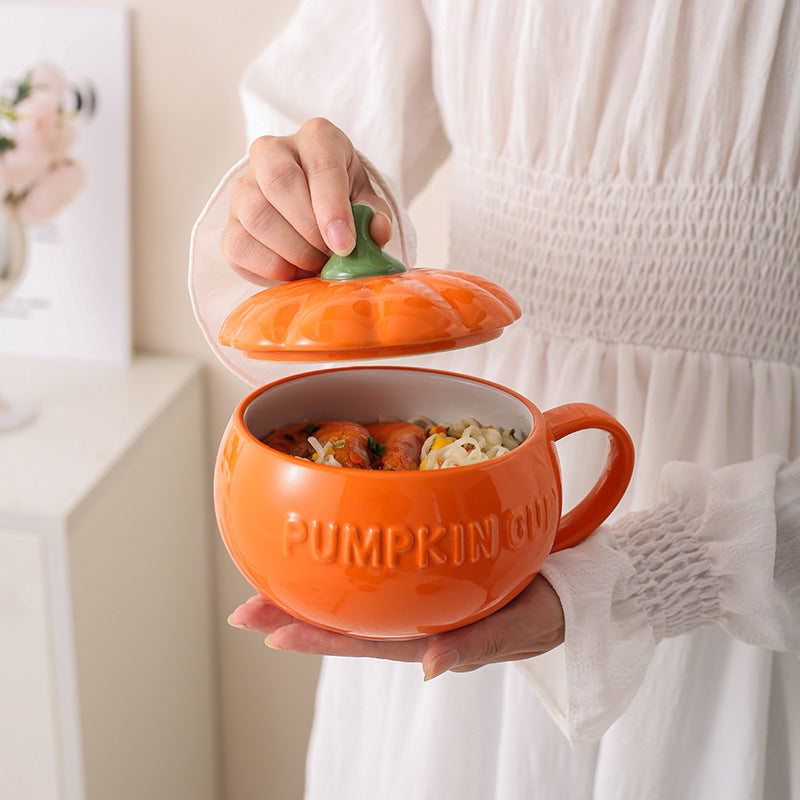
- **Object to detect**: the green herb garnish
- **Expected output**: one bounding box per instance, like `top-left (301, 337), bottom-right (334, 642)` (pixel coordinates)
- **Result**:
top-left (303, 422), bottom-right (321, 435)
top-left (367, 436), bottom-right (386, 457)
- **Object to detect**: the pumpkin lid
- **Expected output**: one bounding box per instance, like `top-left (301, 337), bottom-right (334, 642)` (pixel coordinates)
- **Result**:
top-left (218, 204), bottom-right (521, 362)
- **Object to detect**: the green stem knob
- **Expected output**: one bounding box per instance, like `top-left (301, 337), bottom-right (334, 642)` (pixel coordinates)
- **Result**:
top-left (320, 203), bottom-right (406, 280)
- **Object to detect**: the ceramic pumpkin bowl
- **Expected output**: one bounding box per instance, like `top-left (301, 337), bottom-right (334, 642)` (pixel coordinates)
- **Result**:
top-left (213, 204), bottom-right (635, 639)
top-left (214, 366), bottom-right (634, 640)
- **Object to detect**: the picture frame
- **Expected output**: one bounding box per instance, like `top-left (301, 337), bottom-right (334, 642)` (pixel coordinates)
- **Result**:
top-left (0, 3), bottom-right (131, 365)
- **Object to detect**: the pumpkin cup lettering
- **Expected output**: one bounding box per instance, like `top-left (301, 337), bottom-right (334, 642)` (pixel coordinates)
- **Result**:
top-left (280, 490), bottom-right (557, 571)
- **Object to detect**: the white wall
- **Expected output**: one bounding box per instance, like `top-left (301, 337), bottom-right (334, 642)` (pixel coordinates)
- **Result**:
top-left (31, 1), bottom-right (450, 797)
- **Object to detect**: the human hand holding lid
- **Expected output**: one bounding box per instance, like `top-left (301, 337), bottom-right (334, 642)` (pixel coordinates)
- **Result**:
top-left (222, 118), bottom-right (394, 283)
top-left (219, 118), bottom-right (520, 361)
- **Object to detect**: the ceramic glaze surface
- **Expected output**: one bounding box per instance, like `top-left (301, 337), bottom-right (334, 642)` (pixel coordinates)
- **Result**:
top-left (214, 367), bottom-right (634, 639)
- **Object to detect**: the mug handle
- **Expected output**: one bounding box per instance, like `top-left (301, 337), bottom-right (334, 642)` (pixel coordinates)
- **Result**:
top-left (543, 403), bottom-right (635, 552)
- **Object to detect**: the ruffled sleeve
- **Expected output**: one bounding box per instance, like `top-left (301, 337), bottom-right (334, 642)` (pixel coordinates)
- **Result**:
top-left (189, 0), bottom-right (449, 386)
top-left (517, 453), bottom-right (800, 745)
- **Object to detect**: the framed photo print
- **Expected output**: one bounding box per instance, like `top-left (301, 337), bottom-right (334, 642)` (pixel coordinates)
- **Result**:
top-left (0, 3), bottom-right (130, 364)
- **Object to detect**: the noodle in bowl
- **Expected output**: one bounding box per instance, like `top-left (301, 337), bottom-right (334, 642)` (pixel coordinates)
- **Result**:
top-left (296, 416), bottom-right (522, 470)
top-left (415, 417), bottom-right (520, 469)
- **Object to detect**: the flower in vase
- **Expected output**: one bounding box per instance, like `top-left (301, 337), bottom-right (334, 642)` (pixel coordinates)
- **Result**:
top-left (0, 61), bottom-right (86, 225)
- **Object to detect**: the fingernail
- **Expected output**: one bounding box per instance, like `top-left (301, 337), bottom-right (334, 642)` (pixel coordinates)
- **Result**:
top-left (326, 219), bottom-right (355, 254)
top-left (423, 649), bottom-right (460, 681)
top-left (227, 612), bottom-right (251, 631)
top-left (265, 634), bottom-right (285, 651)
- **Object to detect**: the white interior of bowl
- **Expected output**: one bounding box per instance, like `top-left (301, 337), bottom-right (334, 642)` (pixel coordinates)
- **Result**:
top-left (243, 367), bottom-right (535, 442)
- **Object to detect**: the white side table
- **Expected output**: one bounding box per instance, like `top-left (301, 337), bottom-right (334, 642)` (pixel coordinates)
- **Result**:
top-left (0, 355), bottom-right (219, 800)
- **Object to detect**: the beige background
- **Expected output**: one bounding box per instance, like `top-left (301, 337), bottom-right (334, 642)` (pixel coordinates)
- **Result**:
top-left (28, 1), bottom-right (450, 797)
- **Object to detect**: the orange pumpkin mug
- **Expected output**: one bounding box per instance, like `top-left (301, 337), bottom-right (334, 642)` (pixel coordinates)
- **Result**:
top-left (214, 366), bottom-right (635, 640)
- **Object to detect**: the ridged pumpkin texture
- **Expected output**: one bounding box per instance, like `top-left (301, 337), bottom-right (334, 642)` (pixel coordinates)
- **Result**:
top-left (218, 268), bottom-right (522, 361)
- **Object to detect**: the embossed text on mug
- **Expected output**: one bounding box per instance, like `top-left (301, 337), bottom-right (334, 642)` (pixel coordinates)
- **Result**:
top-left (281, 489), bottom-right (558, 570)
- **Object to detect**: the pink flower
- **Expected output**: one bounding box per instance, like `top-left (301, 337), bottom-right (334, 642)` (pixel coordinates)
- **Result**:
top-left (28, 61), bottom-right (68, 100)
top-left (14, 161), bottom-right (83, 224)
top-left (13, 62), bottom-right (67, 115)
top-left (1, 139), bottom-right (53, 194)
top-left (15, 86), bottom-right (60, 119)
top-left (14, 110), bottom-right (76, 163)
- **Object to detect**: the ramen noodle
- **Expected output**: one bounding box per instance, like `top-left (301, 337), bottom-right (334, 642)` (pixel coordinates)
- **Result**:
top-left (412, 416), bottom-right (521, 470)
top-left (307, 435), bottom-right (342, 467)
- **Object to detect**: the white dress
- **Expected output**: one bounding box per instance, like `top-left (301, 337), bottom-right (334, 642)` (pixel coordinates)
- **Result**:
top-left (189, 1), bottom-right (800, 797)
